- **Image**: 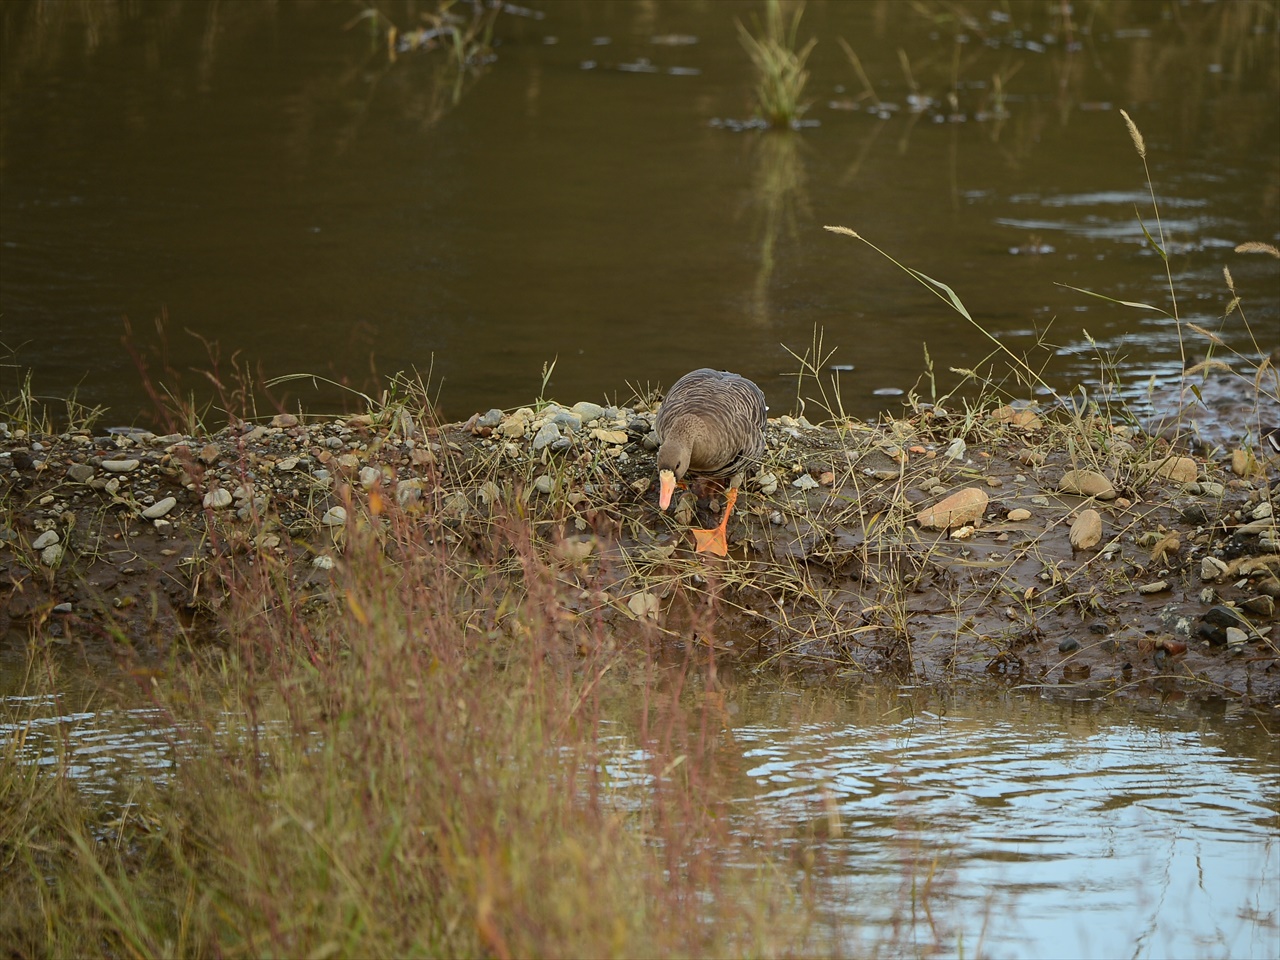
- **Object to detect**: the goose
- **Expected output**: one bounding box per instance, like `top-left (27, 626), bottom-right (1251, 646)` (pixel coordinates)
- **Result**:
top-left (654, 368), bottom-right (767, 555)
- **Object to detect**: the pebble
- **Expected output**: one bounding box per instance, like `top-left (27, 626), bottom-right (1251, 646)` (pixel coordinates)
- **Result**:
top-left (1138, 580), bottom-right (1169, 594)
top-left (571, 401), bottom-right (605, 422)
top-left (271, 413), bottom-right (299, 429)
top-left (32, 530), bottom-right (60, 550)
top-left (101, 459), bottom-right (141, 473)
top-left (1007, 508), bottom-right (1031, 521)
top-left (1146, 456), bottom-right (1198, 484)
top-left (41, 544), bottom-right (64, 566)
top-left (1242, 595), bottom-right (1274, 617)
top-left (532, 422), bottom-right (561, 452)
top-left (1251, 502), bottom-right (1274, 521)
top-left (499, 415), bottom-right (529, 439)
top-left (1069, 509), bottom-right (1103, 551)
top-left (142, 497), bottom-right (177, 520)
top-left (792, 473), bottom-right (819, 491)
top-left (755, 471), bottom-right (779, 495)
top-left (476, 409), bottom-right (504, 428)
top-left (1225, 627), bottom-right (1248, 650)
top-left (943, 438), bottom-right (967, 461)
top-left (533, 475), bottom-right (555, 494)
top-left (552, 412), bottom-right (582, 432)
top-left (198, 443), bottom-right (221, 465)
top-left (312, 555), bottom-right (335, 570)
top-left (1190, 481), bottom-right (1225, 498)
top-left (203, 488), bottom-right (233, 509)
top-left (916, 487), bottom-right (988, 530)
top-left (359, 466), bottom-right (381, 489)
top-left (53, 602), bottom-right (73, 614)
top-left (276, 457), bottom-right (299, 472)
top-left (1200, 556), bottom-right (1228, 581)
top-left (590, 428), bottom-right (629, 446)
top-left (321, 506), bottom-right (347, 526)
top-left (396, 479), bottom-right (424, 506)
top-left (550, 437), bottom-right (573, 453)
top-left (1058, 469), bottom-right (1116, 500)
top-left (1058, 637), bottom-right (1080, 653)
top-left (66, 463), bottom-right (95, 483)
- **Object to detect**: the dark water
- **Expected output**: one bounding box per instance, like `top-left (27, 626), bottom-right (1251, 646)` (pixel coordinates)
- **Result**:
top-left (1, 0), bottom-right (1277, 426)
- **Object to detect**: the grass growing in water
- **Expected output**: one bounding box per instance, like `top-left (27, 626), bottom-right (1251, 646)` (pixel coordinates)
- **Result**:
top-left (737, 0), bottom-right (816, 128)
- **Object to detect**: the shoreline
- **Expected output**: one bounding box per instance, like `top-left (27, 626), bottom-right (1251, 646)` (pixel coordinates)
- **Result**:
top-left (2, 382), bottom-right (1278, 706)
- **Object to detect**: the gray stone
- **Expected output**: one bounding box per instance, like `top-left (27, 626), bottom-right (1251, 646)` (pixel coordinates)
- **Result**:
top-left (477, 408), bottom-right (505, 428)
top-left (550, 437), bottom-right (573, 453)
top-left (321, 506), bottom-right (347, 526)
top-left (66, 463), bottom-right (94, 483)
top-left (203, 488), bottom-right (233, 509)
top-left (41, 544), bottom-right (64, 567)
top-left (142, 497), bottom-right (177, 520)
top-left (102, 459), bottom-right (140, 473)
top-left (531, 422), bottom-right (561, 452)
top-left (32, 530), bottom-right (60, 550)
top-left (551, 412), bottom-right (582, 432)
top-left (571, 401), bottom-right (605, 422)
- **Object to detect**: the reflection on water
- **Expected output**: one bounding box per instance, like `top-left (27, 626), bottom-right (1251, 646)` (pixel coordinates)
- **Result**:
top-left (1, 1), bottom-right (1276, 426)
top-left (601, 683), bottom-right (1279, 959)
top-left (4, 672), bottom-right (1277, 958)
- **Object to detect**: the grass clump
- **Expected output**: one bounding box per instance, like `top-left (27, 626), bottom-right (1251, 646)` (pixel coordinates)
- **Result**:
top-left (0, 459), bottom-right (823, 958)
top-left (737, 1), bottom-right (816, 128)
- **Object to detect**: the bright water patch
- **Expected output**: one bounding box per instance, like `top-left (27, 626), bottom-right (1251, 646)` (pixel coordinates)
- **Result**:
top-left (605, 690), bottom-right (1279, 959)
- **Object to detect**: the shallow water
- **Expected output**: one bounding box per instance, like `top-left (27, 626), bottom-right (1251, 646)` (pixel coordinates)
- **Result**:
top-left (601, 680), bottom-right (1280, 958)
top-left (2, 1), bottom-right (1277, 426)
top-left (6, 665), bottom-right (1276, 959)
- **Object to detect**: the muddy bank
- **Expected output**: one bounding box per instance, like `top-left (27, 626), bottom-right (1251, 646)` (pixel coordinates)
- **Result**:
top-left (2, 384), bottom-right (1278, 706)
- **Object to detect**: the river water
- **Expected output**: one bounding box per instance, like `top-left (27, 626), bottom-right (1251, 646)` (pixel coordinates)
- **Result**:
top-left (2, 3), bottom-right (1278, 955)
top-left (5, 664), bottom-right (1277, 959)
top-left (2, 0), bottom-right (1277, 426)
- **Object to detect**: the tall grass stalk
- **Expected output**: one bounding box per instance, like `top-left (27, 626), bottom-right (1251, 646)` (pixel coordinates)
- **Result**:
top-left (1, 456), bottom-right (826, 957)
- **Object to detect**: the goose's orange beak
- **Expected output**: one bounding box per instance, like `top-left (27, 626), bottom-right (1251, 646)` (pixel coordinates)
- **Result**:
top-left (658, 469), bottom-right (677, 510)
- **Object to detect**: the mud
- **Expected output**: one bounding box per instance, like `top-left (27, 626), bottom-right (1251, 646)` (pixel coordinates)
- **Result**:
top-left (2, 382), bottom-right (1277, 706)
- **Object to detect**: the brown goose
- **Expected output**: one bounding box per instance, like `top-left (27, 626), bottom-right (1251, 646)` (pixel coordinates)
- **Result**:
top-left (655, 368), bottom-right (768, 555)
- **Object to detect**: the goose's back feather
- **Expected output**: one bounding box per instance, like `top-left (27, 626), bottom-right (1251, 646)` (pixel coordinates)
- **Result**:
top-left (655, 368), bottom-right (767, 480)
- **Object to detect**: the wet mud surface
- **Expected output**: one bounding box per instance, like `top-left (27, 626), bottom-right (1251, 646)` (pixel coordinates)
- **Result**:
top-left (2, 378), bottom-right (1278, 706)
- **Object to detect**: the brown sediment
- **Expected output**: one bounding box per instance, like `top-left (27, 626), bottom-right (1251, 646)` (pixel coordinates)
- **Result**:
top-left (2, 386), bottom-right (1277, 706)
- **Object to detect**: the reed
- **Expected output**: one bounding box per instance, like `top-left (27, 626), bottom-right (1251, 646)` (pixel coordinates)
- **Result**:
top-left (737, 1), bottom-right (816, 128)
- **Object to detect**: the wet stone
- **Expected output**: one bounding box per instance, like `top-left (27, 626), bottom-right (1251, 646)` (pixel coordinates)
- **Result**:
top-left (1058, 469), bottom-right (1116, 500)
top-left (1058, 637), bottom-right (1080, 653)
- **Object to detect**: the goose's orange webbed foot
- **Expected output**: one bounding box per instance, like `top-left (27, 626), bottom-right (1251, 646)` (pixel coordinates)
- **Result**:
top-left (691, 487), bottom-right (739, 556)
